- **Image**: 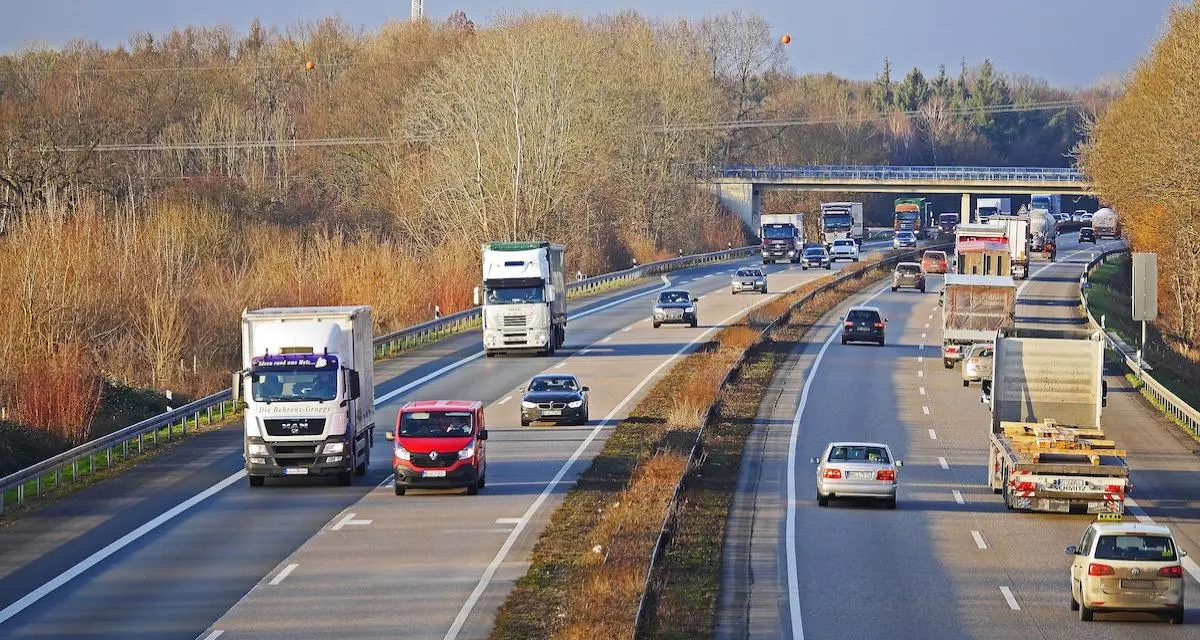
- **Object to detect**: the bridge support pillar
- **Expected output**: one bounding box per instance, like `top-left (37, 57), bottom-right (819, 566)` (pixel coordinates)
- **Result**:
top-left (961, 192), bottom-right (972, 224)
top-left (706, 181), bottom-right (761, 234)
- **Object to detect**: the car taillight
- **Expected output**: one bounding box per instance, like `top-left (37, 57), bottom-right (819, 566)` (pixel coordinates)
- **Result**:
top-left (876, 469), bottom-right (895, 481)
top-left (822, 468), bottom-right (842, 479)
top-left (1158, 565), bottom-right (1184, 578)
top-left (1088, 563), bottom-right (1115, 576)
top-left (844, 321), bottom-right (854, 328)
top-left (873, 322), bottom-right (884, 328)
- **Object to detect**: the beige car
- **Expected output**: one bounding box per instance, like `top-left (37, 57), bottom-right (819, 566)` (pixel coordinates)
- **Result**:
top-left (1066, 522), bottom-right (1186, 624)
top-left (961, 343), bottom-right (994, 387)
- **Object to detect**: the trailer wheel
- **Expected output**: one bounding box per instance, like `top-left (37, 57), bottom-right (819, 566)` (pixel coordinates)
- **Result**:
top-left (336, 470), bottom-right (353, 486)
top-left (355, 442), bottom-right (369, 476)
top-left (248, 475), bottom-right (265, 487)
top-left (944, 359), bottom-right (954, 369)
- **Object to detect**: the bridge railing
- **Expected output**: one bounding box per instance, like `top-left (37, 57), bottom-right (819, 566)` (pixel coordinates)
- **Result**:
top-left (717, 164), bottom-right (1086, 183)
top-left (0, 245), bottom-right (757, 515)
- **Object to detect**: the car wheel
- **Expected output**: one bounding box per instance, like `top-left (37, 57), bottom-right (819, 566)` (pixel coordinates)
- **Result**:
top-left (963, 379), bottom-right (970, 388)
top-left (891, 286), bottom-right (897, 292)
top-left (885, 497), bottom-right (897, 509)
top-left (521, 418), bottom-right (530, 427)
top-left (1171, 610), bottom-right (1184, 624)
top-left (484, 350), bottom-right (495, 358)
top-left (762, 288), bottom-right (768, 294)
top-left (802, 266), bottom-right (808, 271)
top-left (1078, 601), bottom-right (1093, 622)
top-left (854, 257), bottom-right (859, 262)
top-left (1069, 592), bottom-right (1079, 611)
top-left (841, 337), bottom-right (847, 345)
top-left (248, 475), bottom-right (265, 487)
top-left (944, 359), bottom-right (954, 369)
top-left (731, 289), bottom-right (737, 295)
top-left (466, 477), bottom-right (481, 496)
top-left (337, 470), bottom-right (353, 486)
top-left (817, 493), bottom-right (829, 507)
top-left (653, 321), bottom-right (661, 328)
top-left (826, 263), bottom-right (832, 270)
top-left (920, 285), bottom-right (926, 293)
top-left (762, 259), bottom-right (769, 265)
top-left (394, 483), bottom-right (406, 496)
top-left (877, 338), bottom-right (885, 346)
top-left (579, 413), bottom-right (589, 426)
top-left (690, 319), bottom-right (698, 328)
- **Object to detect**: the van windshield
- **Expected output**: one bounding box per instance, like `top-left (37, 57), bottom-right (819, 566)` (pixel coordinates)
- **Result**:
top-left (399, 411), bottom-right (474, 437)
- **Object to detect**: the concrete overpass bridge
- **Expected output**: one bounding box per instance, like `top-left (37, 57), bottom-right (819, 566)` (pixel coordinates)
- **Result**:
top-left (708, 164), bottom-right (1094, 228)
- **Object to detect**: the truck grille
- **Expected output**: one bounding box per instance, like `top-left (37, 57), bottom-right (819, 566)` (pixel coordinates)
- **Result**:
top-left (267, 442), bottom-right (321, 467)
top-left (410, 451), bottom-right (459, 468)
top-left (503, 315), bottom-right (527, 328)
top-left (264, 418), bottom-right (326, 437)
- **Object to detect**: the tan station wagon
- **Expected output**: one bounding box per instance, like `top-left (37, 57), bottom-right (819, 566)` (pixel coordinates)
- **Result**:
top-left (1066, 522), bottom-right (1186, 624)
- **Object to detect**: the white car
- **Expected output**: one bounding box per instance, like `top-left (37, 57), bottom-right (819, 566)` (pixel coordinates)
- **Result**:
top-left (1067, 522), bottom-right (1186, 624)
top-left (829, 238), bottom-right (860, 262)
top-left (811, 441), bottom-right (903, 509)
top-left (1073, 209), bottom-right (1089, 222)
top-left (892, 231), bottom-right (917, 249)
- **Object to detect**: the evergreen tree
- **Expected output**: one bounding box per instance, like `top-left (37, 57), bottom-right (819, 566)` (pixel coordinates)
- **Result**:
top-left (870, 57), bottom-right (894, 112)
top-left (895, 67), bottom-right (932, 111)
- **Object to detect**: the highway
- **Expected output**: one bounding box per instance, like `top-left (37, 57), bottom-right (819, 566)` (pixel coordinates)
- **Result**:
top-left (0, 243), bottom-right (889, 640)
top-left (718, 232), bottom-right (1200, 639)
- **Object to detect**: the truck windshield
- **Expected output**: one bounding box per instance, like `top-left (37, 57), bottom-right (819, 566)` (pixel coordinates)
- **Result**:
top-left (762, 224), bottom-right (795, 240)
top-left (896, 212), bottom-right (919, 222)
top-left (486, 286), bottom-right (544, 304)
top-left (822, 214), bottom-right (852, 230)
top-left (250, 369), bottom-right (337, 402)
top-left (939, 214), bottom-right (959, 225)
top-left (399, 411), bottom-right (474, 437)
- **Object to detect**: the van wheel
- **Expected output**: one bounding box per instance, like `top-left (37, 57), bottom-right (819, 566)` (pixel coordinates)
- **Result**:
top-left (653, 321), bottom-right (661, 329)
top-left (478, 474), bottom-right (486, 489)
top-left (963, 380), bottom-right (970, 388)
top-left (248, 475), bottom-right (265, 487)
top-left (690, 319), bottom-right (698, 328)
top-left (944, 359), bottom-right (954, 369)
top-left (1170, 610), bottom-right (1184, 624)
top-left (466, 478), bottom-right (480, 496)
top-left (337, 470), bottom-right (353, 486)
top-left (1078, 602), bottom-right (1093, 621)
top-left (394, 483), bottom-right (406, 496)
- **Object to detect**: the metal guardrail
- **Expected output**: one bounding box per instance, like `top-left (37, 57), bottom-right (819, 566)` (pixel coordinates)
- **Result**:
top-left (632, 242), bottom-right (954, 637)
top-left (1081, 249), bottom-right (1200, 437)
top-left (719, 164), bottom-right (1086, 183)
top-left (0, 245), bottom-right (757, 514)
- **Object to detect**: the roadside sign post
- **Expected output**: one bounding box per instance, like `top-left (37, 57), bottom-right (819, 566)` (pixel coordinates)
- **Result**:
top-left (1131, 253), bottom-right (1158, 376)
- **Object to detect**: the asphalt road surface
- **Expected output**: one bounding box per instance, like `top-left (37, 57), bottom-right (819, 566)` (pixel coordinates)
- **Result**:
top-left (718, 233), bottom-right (1200, 640)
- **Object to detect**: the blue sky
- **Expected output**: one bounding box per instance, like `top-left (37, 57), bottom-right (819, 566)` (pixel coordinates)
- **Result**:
top-left (0, 0), bottom-right (1181, 86)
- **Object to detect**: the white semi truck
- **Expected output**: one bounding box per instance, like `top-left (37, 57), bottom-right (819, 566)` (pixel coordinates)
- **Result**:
top-left (986, 327), bottom-right (1125, 516)
top-left (235, 306), bottom-right (376, 487)
top-left (975, 197), bottom-right (1012, 224)
top-left (475, 241), bottom-right (567, 357)
top-left (819, 202), bottom-right (865, 247)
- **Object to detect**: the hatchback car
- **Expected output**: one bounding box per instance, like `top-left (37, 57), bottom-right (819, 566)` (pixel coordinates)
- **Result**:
top-left (1079, 226), bottom-right (1097, 243)
top-left (812, 442), bottom-right (903, 509)
top-left (520, 374), bottom-right (589, 426)
top-left (842, 306), bottom-right (886, 346)
top-left (891, 262), bottom-right (926, 292)
top-left (829, 238), bottom-right (860, 262)
top-left (731, 267), bottom-right (767, 294)
top-left (801, 246), bottom-right (832, 270)
top-left (921, 250), bottom-right (949, 274)
top-left (1073, 209), bottom-right (1090, 222)
top-left (652, 289), bottom-right (698, 328)
top-left (961, 342), bottom-right (994, 387)
top-left (1066, 522), bottom-right (1186, 624)
top-left (893, 231), bottom-right (917, 249)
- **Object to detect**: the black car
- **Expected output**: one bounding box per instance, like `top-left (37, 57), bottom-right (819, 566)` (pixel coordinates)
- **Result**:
top-left (520, 374), bottom-right (589, 426)
top-left (1079, 226), bottom-right (1096, 243)
top-left (801, 246), bottom-right (832, 270)
top-left (842, 306), bottom-right (887, 346)
top-left (652, 289), bottom-right (698, 328)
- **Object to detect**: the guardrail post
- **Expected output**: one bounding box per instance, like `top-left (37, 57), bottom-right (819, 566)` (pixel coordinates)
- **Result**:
top-left (71, 460), bottom-right (77, 483)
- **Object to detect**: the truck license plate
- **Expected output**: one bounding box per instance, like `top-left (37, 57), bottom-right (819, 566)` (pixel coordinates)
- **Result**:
top-left (284, 467), bottom-right (309, 475)
top-left (423, 470), bottom-right (447, 478)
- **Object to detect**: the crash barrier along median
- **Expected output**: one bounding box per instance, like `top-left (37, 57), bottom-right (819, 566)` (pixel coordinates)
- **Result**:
top-left (631, 242), bottom-right (953, 637)
top-left (0, 246), bottom-right (757, 515)
top-left (1081, 249), bottom-right (1200, 437)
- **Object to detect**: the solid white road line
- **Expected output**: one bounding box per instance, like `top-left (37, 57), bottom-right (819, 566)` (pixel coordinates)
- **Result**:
top-left (446, 274), bottom-right (821, 640)
top-left (785, 284), bottom-right (891, 640)
top-left (1125, 497), bottom-right (1200, 584)
top-left (0, 470), bottom-right (247, 625)
top-left (497, 395), bottom-right (512, 405)
top-left (999, 586), bottom-right (1021, 610)
top-left (928, 429), bottom-right (937, 440)
top-left (952, 490), bottom-right (965, 505)
top-left (623, 326), bottom-right (632, 332)
top-left (922, 406), bottom-right (930, 415)
top-left (601, 336), bottom-right (612, 343)
top-left (269, 563), bottom-right (299, 586)
top-left (553, 362), bottom-right (567, 369)
top-left (199, 631), bottom-right (224, 640)
top-left (938, 457), bottom-right (949, 469)
top-left (971, 531), bottom-right (988, 550)
top-left (495, 518), bottom-right (522, 525)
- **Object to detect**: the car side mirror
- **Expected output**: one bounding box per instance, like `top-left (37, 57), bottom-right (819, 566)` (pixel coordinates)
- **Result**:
top-left (478, 429), bottom-right (489, 441)
top-left (895, 460), bottom-right (904, 467)
top-left (1183, 550), bottom-right (1189, 558)
top-left (473, 286), bottom-right (481, 306)
top-left (809, 456), bottom-right (819, 464)
top-left (692, 297), bottom-right (699, 302)
top-left (384, 431), bottom-right (395, 441)
top-left (581, 386), bottom-right (590, 392)
top-left (1064, 545), bottom-right (1078, 556)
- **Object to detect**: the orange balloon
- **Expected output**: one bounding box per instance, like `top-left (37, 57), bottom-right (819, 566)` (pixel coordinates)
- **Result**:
top-left (781, 34), bottom-right (791, 45)
top-left (305, 60), bottom-right (316, 70)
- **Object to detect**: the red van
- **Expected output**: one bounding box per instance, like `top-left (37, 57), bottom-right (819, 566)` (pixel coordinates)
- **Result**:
top-left (385, 400), bottom-right (488, 496)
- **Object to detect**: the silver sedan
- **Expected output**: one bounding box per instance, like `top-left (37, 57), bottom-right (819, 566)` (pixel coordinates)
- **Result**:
top-left (812, 441), bottom-right (903, 509)
top-left (731, 267), bottom-right (767, 294)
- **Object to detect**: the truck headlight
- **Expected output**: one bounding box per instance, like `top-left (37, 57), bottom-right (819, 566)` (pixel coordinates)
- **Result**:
top-left (322, 442), bottom-right (344, 455)
top-left (458, 442), bottom-right (476, 459)
top-left (394, 444), bottom-right (411, 460)
top-left (248, 443), bottom-right (268, 456)
top-left (521, 401), bottom-right (537, 409)
top-left (567, 400), bottom-right (583, 408)
top-left (788, 250), bottom-right (796, 256)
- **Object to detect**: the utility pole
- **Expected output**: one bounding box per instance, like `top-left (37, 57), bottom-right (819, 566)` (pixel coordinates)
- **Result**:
top-left (411, 0), bottom-right (424, 21)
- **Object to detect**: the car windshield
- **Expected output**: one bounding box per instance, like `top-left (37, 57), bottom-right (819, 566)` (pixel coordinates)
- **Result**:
top-left (898, 232), bottom-right (915, 238)
top-left (658, 291), bottom-right (691, 304)
top-left (897, 264), bottom-right (921, 274)
top-left (762, 224), bottom-right (795, 239)
top-left (969, 346), bottom-right (994, 358)
top-left (924, 252), bottom-right (945, 260)
top-left (399, 411), bottom-right (474, 437)
top-left (487, 285), bottom-right (544, 304)
top-left (828, 446), bottom-right (890, 463)
top-left (834, 240), bottom-right (855, 247)
top-left (846, 309), bottom-right (879, 323)
top-left (1094, 534), bottom-right (1177, 561)
top-left (528, 376), bottom-right (579, 392)
top-left (250, 369), bottom-right (337, 402)
top-left (804, 248), bottom-right (825, 256)
top-left (736, 269), bottom-right (761, 277)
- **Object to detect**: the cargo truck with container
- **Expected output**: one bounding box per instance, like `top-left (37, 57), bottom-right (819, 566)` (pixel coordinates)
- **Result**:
top-left (954, 223), bottom-right (1012, 277)
top-left (760, 212), bottom-right (805, 264)
top-left (940, 274), bottom-right (1016, 368)
top-left (894, 198), bottom-right (928, 239)
top-left (235, 306), bottom-right (376, 487)
top-left (988, 214), bottom-right (1031, 279)
top-left (985, 327), bottom-right (1125, 515)
top-left (975, 197), bottom-right (1012, 224)
top-left (1091, 208), bottom-right (1120, 239)
top-left (820, 202), bottom-right (864, 247)
top-left (475, 241), bottom-right (567, 357)
top-left (1030, 193), bottom-right (1062, 219)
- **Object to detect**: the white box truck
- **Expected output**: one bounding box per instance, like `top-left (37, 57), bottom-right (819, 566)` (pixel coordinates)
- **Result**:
top-left (941, 274), bottom-right (1016, 368)
top-left (988, 214), bottom-right (1031, 279)
top-left (475, 241), bottom-right (567, 357)
top-left (819, 202), bottom-right (864, 247)
top-left (975, 197), bottom-right (1012, 224)
top-left (235, 306), bottom-right (375, 487)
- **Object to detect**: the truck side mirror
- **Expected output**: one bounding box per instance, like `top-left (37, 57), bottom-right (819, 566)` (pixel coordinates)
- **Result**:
top-left (384, 431), bottom-right (394, 441)
top-left (473, 286), bottom-right (481, 306)
top-left (347, 370), bottom-right (361, 401)
top-left (546, 286), bottom-right (557, 303)
top-left (231, 372), bottom-right (243, 403)
top-left (1101, 380), bottom-right (1108, 408)
top-left (478, 429), bottom-right (489, 441)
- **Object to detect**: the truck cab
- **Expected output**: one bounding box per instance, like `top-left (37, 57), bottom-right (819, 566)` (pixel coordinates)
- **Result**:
top-left (386, 400), bottom-right (488, 495)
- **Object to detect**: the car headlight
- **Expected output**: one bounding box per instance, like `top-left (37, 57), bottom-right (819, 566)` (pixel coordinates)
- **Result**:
top-left (394, 443), bottom-right (411, 460)
top-left (521, 400), bottom-right (537, 409)
top-left (322, 442), bottom-right (344, 455)
top-left (248, 443), bottom-right (268, 456)
top-left (567, 400), bottom-right (583, 408)
top-left (685, 306), bottom-right (695, 313)
top-left (653, 306), bottom-right (663, 313)
top-left (458, 441), bottom-right (476, 459)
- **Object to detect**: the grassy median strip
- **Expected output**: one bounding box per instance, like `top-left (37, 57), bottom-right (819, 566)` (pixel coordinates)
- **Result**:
top-left (489, 255), bottom-right (898, 640)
